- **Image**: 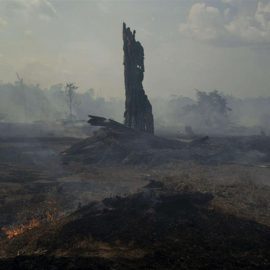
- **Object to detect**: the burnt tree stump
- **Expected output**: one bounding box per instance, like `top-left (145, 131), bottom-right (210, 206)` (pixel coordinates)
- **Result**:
top-left (123, 22), bottom-right (154, 134)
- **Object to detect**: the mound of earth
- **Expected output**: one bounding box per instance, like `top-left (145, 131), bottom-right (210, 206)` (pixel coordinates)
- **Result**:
top-left (1, 184), bottom-right (270, 269)
top-left (62, 126), bottom-right (270, 166)
top-left (62, 127), bottom-right (186, 165)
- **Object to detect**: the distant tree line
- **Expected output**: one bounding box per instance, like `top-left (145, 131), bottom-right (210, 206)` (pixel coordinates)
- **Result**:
top-left (0, 80), bottom-right (270, 135)
top-left (0, 81), bottom-right (123, 123)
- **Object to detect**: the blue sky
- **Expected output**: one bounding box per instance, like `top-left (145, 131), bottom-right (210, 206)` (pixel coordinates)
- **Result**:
top-left (1, 0), bottom-right (270, 98)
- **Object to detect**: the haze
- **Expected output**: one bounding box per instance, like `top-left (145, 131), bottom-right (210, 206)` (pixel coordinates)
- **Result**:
top-left (1, 0), bottom-right (270, 98)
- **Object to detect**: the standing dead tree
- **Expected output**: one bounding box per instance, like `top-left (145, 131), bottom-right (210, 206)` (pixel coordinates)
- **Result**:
top-left (123, 22), bottom-right (154, 134)
top-left (65, 82), bottom-right (78, 121)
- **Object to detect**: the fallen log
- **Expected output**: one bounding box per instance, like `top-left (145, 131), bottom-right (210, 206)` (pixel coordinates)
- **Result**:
top-left (88, 115), bottom-right (131, 130)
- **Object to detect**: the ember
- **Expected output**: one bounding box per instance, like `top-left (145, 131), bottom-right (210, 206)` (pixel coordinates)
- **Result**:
top-left (46, 210), bottom-right (57, 223)
top-left (2, 218), bottom-right (40, 239)
top-left (2, 207), bottom-right (59, 239)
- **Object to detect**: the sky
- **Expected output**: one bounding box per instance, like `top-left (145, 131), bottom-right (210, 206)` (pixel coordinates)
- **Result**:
top-left (1, 0), bottom-right (270, 98)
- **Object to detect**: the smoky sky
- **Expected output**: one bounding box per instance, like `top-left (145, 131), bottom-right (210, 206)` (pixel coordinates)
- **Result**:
top-left (1, 0), bottom-right (270, 98)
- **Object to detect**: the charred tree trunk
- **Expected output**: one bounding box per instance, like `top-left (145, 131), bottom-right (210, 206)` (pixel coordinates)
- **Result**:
top-left (123, 22), bottom-right (154, 134)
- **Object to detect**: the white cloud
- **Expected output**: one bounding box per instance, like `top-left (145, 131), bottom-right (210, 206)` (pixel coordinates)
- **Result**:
top-left (180, 0), bottom-right (270, 46)
top-left (2, 0), bottom-right (56, 21)
top-left (180, 3), bottom-right (226, 42)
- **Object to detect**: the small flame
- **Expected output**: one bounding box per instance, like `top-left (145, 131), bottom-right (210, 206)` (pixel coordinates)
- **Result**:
top-left (2, 207), bottom-right (59, 239)
top-left (2, 218), bottom-right (40, 239)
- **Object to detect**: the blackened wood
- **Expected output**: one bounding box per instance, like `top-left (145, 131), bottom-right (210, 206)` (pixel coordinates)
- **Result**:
top-left (123, 22), bottom-right (154, 134)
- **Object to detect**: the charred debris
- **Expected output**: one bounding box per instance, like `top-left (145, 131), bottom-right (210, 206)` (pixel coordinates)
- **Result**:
top-left (123, 23), bottom-right (154, 134)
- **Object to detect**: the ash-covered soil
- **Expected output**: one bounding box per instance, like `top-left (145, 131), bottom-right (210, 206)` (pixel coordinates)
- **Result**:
top-left (1, 128), bottom-right (270, 269)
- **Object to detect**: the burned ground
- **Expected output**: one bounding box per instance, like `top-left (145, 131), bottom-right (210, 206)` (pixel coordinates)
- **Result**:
top-left (1, 127), bottom-right (270, 269)
top-left (0, 134), bottom-right (146, 233)
top-left (1, 188), bottom-right (270, 269)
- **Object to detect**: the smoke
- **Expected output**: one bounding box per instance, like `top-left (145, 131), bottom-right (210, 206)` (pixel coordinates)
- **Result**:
top-left (0, 81), bottom-right (124, 123)
top-left (0, 80), bottom-right (270, 136)
top-left (153, 91), bottom-right (270, 136)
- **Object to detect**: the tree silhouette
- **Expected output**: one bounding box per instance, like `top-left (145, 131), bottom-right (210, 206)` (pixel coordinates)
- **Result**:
top-left (65, 83), bottom-right (78, 121)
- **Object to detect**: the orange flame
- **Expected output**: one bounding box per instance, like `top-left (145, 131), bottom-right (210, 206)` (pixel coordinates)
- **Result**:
top-left (2, 218), bottom-right (40, 239)
top-left (2, 208), bottom-right (59, 239)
